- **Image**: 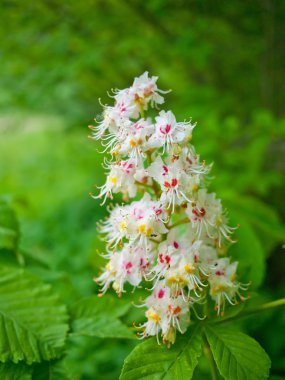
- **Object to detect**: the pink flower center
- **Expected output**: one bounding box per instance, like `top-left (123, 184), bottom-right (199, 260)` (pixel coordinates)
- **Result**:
top-left (192, 207), bottom-right (206, 218)
top-left (160, 124), bottom-right (171, 134)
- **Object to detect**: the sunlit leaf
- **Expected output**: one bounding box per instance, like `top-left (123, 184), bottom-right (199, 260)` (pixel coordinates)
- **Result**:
top-left (71, 295), bottom-right (134, 339)
top-left (205, 325), bottom-right (271, 380)
top-left (0, 266), bottom-right (69, 364)
top-left (120, 325), bottom-right (202, 379)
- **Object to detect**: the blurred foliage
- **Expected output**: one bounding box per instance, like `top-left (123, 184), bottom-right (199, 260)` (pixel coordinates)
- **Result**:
top-left (0, 0), bottom-right (285, 378)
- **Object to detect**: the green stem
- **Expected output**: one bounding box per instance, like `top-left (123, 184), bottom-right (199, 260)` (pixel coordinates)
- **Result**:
top-left (169, 217), bottom-right (190, 229)
top-left (239, 298), bottom-right (285, 318)
top-left (215, 298), bottom-right (285, 324)
top-left (203, 333), bottom-right (219, 380)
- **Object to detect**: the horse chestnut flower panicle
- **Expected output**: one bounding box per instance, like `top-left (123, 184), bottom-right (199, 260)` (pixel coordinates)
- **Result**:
top-left (90, 72), bottom-right (249, 345)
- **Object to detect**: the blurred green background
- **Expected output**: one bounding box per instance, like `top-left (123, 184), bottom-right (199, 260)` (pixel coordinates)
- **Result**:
top-left (1, 1), bottom-right (285, 379)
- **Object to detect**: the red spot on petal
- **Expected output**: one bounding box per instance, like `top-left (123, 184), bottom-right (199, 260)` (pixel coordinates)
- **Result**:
top-left (165, 124), bottom-right (171, 133)
top-left (173, 306), bottom-right (181, 315)
top-left (171, 178), bottom-right (178, 187)
top-left (164, 181), bottom-right (171, 189)
top-left (162, 165), bottom-right (168, 174)
top-left (165, 255), bottom-right (171, 264)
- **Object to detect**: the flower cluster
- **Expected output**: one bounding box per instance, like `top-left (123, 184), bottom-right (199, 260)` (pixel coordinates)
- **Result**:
top-left (90, 72), bottom-right (248, 344)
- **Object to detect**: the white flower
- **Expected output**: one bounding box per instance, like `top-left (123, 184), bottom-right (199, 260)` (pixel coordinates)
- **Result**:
top-left (147, 110), bottom-right (195, 152)
top-left (140, 283), bottom-right (190, 344)
top-left (94, 159), bottom-right (137, 203)
top-left (118, 118), bottom-right (154, 163)
top-left (96, 243), bottom-right (154, 295)
top-left (186, 189), bottom-right (235, 244)
top-left (208, 258), bottom-right (248, 315)
top-left (198, 244), bottom-right (218, 276)
top-left (127, 193), bottom-right (169, 248)
top-left (178, 147), bottom-right (212, 178)
top-left (148, 231), bottom-right (206, 297)
top-left (130, 72), bottom-right (166, 109)
top-left (98, 204), bottom-right (133, 247)
top-left (148, 156), bottom-right (194, 211)
top-left (113, 72), bottom-right (167, 117)
top-left (89, 101), bottom-right (134, 142)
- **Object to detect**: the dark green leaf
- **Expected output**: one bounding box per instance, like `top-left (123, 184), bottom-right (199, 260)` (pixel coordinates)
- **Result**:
top-left (32, 359), bottom-right (73, 380)
top-left (120, 325), bottom-right (202, 379)
top-left (0, 362), bottom-right (32, 380)
top-left (205, 325), bottom-right (271, 380)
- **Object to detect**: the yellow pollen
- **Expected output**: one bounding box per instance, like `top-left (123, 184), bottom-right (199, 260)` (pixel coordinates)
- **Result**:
top-left (147, 311), bottom-right (160, 323)
top-left (216, 217), bottom-right (223, 226)
top-left (184, 264), bottom-right (195, 274)
top-left (231, 274), bottom-right (236, 282)
top-left (138, 224), bottom-right (152, 236)
top-left (129, 139), bottom-right (137, 147)
top-left (109, 176), bottom-right (117, 185)
top-left (119, 222), bottom-right (126, 231)
top-left (212, 284), bottom-right (227, 295)
top-left (134, 95), bottom-right (145, 107)
top-left (192, 184), bottom-right (199, 192)
top-left (106, 263), bottom-right (116, 276)
top-left (166, 275), bottom-right (187, 287)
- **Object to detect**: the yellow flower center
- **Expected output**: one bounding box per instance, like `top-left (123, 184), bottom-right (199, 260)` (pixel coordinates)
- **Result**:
top-left (119, 221), bottom-right (126, 231)
top-left (109, 176), bottom-right (117, 185)
top-left (147, 310), bottom-right (160, 323)
top-left (184, 264), bottom-right (195, 274)
top-left (138, 224), bottom-right (152, 236)
top-left (212, 284), bottom-right (228, 295)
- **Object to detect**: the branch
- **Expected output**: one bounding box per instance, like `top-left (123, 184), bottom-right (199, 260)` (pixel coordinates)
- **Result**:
top-left (215, 298), bottom-right (285, 324)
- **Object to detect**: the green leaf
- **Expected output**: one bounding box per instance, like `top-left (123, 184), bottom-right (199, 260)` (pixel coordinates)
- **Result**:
top-left (72, 317), bottom-right (135, 339)
top-left (120, 325), bottom-right (202, 379)
top-left (71, 295), bottom-right (134, 339)
top-left (212, 301), bottom-right (245, 324)
top-left (0, 266), bottom-right (69, 364)
top-left (32, 359), bottom-right (73, 380)
top-left (0, 200), bottom-right (19, 251)
top-left (228, 211), bottom-right (265, 288)
top-left (71, 295), bottom-right (130, 319)
top-left (0, 362), bottom-right (32, 379)
top-left (224, 195), bottom-right (285, 242)
top-left (205, 325), bottom-right (271, 380)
